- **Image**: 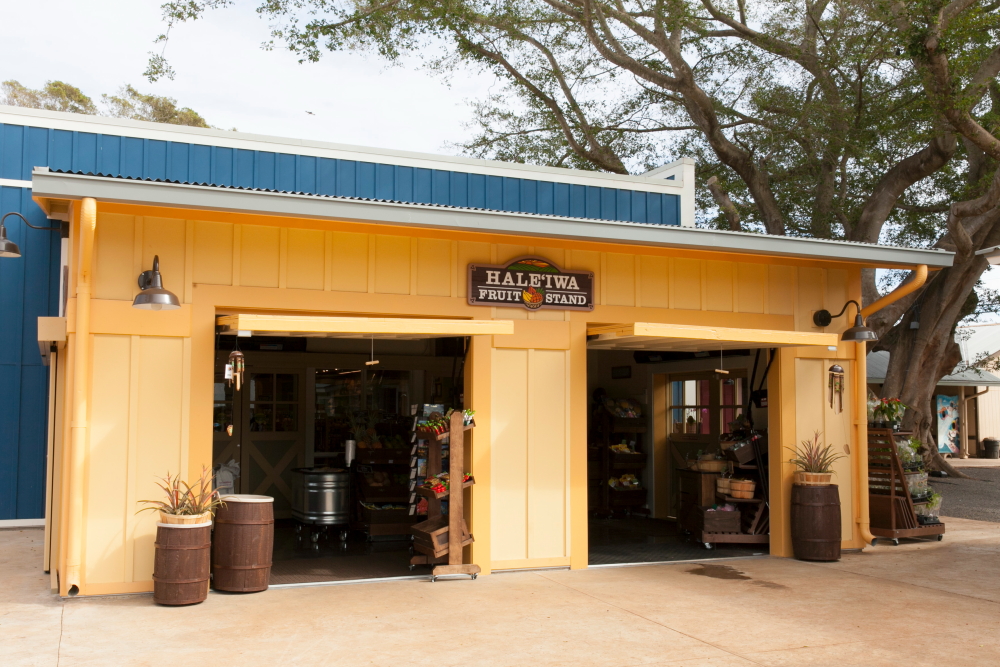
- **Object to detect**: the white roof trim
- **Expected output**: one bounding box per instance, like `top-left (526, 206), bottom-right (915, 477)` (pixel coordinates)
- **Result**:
top-left (31, 170), bottom-right (955, 268)
top-left (0, 178), bottom-right (32, 189)
top-left (1, 105), bottom-right (685, 195)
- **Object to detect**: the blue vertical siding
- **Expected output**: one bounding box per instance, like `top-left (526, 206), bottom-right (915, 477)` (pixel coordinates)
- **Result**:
top-left (0, 119), bottom-right (684, 519)
top-left (0, 122), bottom-right (681, 225)
top-left (0, 184), bottom-right (60, 520)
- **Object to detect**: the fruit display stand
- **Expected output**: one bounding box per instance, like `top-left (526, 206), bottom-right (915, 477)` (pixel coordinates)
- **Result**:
top-left (867, 429), bottom-right (945, 545)
top-left (590, 399), bottom-right (648, 517)
top-left (409, 410), bottom-right (480, 581)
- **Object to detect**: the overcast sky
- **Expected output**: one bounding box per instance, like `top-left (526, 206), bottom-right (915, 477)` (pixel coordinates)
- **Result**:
top-left (1, 0), bottom-right (496, 154)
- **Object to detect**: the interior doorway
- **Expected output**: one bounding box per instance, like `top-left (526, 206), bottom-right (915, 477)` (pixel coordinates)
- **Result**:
top-left (211, 328), bottom-right (470, 585)
top-left (586, 342), bottom-right (775, 566)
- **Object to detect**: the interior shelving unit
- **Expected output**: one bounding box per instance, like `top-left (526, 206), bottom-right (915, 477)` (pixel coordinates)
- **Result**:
top-left (590, 404), bottom-right (648, 517)
top-left (409, 411), bottom-right (480, 580)
top-left (867, 428), bottom-right (945, 545)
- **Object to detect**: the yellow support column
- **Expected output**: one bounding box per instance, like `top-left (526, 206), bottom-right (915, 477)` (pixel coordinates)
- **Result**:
top-left (569, 321), bottom-right (589, 569)
top-left (64, 197), bottom-right (96, 596)
top-left (768, 347), bottom-right (796, 557)
top-left (467, 334), bottom-right (492, 575)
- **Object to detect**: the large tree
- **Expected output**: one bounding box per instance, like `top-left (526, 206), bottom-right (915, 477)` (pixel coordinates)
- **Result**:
top-left (149, 0), bottom-right (1000, 471)
top-left (2, 79), bottom-right (211, 128)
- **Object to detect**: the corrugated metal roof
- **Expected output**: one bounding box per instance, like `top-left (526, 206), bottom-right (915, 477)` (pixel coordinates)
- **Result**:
top-left (867, 351), bottom-right (1000, 386)
top-left (33, 168), bottom-right (956, 268)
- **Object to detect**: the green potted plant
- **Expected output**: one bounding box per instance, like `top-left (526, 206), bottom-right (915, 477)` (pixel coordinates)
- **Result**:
top-left (788, 432), bottom-right (846, 485)
top-left (138, 467), bottom-right (224, 524)
top-left (137, 467), bottom-right (223, 606)
top-left (870, 397), bottom-right (907, 430)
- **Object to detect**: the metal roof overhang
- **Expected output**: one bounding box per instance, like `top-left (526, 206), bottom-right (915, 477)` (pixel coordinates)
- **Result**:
top-left (32, 170), bottom-right (955, 269)
top-left (587, 322), bottom-right (839, 351)
top-left (217, 314), bottom-right (514, 339)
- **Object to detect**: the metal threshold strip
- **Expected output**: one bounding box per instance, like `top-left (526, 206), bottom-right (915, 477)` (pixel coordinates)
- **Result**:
top-left (217, 313), bottom-right (514, 339)
top-left (586, 322), bottom-right (839, 351)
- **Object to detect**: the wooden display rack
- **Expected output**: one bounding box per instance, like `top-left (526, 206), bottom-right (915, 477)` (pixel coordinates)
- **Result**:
top-left (409, 411), bottom-right (480, 581)
top-left (590, 405), bottom-right (648, 517)
top-left (867, 429), bottom-right (945, 545)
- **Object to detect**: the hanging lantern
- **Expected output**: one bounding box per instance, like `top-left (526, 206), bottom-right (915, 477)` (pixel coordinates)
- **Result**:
top-left (829, 364), bottom-right (845, 413)
top-left (228, 349), bottom-right (245, 391)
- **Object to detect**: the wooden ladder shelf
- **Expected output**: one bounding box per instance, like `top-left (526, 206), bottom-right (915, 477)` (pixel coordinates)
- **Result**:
top-left (867, 428), bottom-right (945, 545)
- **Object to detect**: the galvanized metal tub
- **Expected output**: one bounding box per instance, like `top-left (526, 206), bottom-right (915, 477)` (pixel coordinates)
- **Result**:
top-left (291, 467), bottom-right (350, 525)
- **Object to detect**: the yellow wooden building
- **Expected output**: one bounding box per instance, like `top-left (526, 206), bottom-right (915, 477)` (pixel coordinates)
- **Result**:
top-left (13, 109), bottom-right (952, 597)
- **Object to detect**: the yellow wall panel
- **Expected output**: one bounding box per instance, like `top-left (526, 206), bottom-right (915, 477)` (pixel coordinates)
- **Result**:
top-left (457, 241), bottom-right (492, 298)
top-left (797, 267), bottom-right (824, 331)
top-left (416, 237), bottom-right (452, 297)
top-left (794, 358), bottom-right (855, 543)
top-left (94, 214), bottom-right (135, 301)
top-left (142, 217), bottom-right (186, 295)
top-left (605, 253), bottom-right (635, 307)
top-left (490, 348), bottom-right (528, 562)
top-left (542, 248), bottom-right (565, 268)
top-left (374, 235), bottom-right (411, 295)
top-left (567, 250), bottom-right (601, 305)
top-left (132, 337), bottom-right (185, 582)
top-left (85, 335), bottom-right (131, 584)
top-left (240, 225), bottom-right (280, 288)
top-left (826, 269), bottom-right (848, 317)
top-left (495, 244), bottom-right (529, 264)
top-left (192, 221), bottom-right (233, 286)
top-left (286, 228), bottom-right (325, 290)
top-left (705, 260), bottom-right (734, 312)
top-left (526, 349), bottom-right (568, 559)
top-left (330, 232), bottom-right (369, 293)
top-left (768, 265), bottom-right (795, 315)
top-left (671, 258), bottom-right (702, 310)
top-left (639, 255), bottom-right (669, 308)
top-left (737, 263), bottom-right (766, 314)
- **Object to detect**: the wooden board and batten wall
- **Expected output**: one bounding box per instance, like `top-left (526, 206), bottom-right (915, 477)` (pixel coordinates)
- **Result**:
top-left (49, 200), bottom-right (865, 595)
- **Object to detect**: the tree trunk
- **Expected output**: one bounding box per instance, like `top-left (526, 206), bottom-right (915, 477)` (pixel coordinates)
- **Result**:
top-left (879, 256), bottom-right (986, 478)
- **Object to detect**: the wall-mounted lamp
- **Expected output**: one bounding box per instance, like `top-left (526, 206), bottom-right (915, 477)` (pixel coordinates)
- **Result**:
top-left (812, 299), bottom-right (878, 342)
top-left (132, 255), bottom-right (180, 311)
top-left (0, 212), bottom-right (61, 258)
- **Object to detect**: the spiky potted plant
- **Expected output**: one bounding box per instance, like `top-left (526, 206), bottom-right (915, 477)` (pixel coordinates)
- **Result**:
top-left (138, 467), bottom-right (225, 525)
top-left (788, 432), bottom-right (846, 486)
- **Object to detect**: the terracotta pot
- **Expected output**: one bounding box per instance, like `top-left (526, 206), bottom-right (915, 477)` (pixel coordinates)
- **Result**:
top-left (159, 510), bottom-right (213, 525)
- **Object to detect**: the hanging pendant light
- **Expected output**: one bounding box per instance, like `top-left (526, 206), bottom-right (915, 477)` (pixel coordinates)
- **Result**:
top-left (132, 255), bottom-right (181, 311)
top-left (812, 299), bottom-right (878, 342)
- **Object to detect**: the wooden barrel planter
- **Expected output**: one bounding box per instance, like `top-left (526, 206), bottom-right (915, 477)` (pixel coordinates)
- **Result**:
top-left (212, 495), bottom-right (274, 592)
top-left (153, 521), bottom-right (212, 605)
top-left (790, 484), bottom-right (841, 562)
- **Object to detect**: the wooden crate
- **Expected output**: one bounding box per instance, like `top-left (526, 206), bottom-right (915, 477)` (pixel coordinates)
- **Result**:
top-left (696, 506), bottom-right (741, 534)
top-left (610, 451), bottom-right (646, 469)
top-left (411, 515), bottom-right (473, 558)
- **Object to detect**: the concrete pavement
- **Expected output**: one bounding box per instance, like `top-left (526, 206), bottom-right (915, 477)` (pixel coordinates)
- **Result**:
top-left (3, 519), bottom-right (999, 666)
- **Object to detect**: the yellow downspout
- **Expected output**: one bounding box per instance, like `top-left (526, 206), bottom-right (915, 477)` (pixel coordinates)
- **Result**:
top-left (855, 264), bottom-right (928, 546)
top-left (64, 197), bottom-right (96, 595)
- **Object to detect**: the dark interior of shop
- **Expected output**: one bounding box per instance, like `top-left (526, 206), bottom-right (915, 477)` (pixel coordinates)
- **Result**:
top-left (213, 333), bottom-right (469, 584)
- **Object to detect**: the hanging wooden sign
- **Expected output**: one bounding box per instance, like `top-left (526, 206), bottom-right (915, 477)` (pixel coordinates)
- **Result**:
top-left (468, 257), bottom-right (594, 311)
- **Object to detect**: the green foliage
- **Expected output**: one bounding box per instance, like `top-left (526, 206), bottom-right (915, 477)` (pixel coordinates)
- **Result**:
top-left (2, 79), bottom-right (211, 128)
top-left (137, 467), bottom-right (225, 516)
top-left (1, 79), bottom-right (98, 115)
top-left (787, 432), bottom-right (846, 474)
top-left (102, 85), bottom-right (210, 127)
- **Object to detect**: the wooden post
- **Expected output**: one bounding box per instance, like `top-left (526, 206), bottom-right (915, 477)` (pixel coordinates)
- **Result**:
top-left (430, 411), bottom-right (481, 579)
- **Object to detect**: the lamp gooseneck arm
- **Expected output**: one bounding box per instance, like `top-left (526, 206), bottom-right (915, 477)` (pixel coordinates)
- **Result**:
top-left (830, 299), bottom-right (862, 320)
top-left (1, 211), bottom-right (61, 231)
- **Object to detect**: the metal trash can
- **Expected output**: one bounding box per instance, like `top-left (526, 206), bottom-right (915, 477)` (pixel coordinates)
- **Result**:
top-left (292, 467), bottom-right (351, 525)
top-left (984, 438), bottom-right (1000, 459)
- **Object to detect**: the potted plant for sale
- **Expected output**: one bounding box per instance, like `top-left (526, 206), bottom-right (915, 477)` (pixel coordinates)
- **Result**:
top-left (788, 432), bottom-right (845, 486)
top-left (138, 467), bottom-right (224, 605)
top-left (788, 432), bottom-right (846, 562)
top-left (870, 397), bottom-right (907, 430)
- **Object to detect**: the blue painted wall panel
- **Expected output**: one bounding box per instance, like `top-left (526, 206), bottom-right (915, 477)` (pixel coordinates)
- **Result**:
top-left (0, 186), bottom-right (58, 520)
top-left (0, 118), bottom-right (684, 518)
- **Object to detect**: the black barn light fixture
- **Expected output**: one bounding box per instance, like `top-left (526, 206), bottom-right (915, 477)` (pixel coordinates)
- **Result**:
top-left (132, 255), bottom-right (181, 311)
top-left (812, 299), bottom-right (878, 342)
top-left (0, 212), bottom-right (61, 258)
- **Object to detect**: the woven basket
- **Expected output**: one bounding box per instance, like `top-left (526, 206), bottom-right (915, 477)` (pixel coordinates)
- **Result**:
top-left (729, 480), bottom-right (756, 493)
top-left (716, 478), bottom-right (732, 495)
top-left (697, 460), bottom-right (729, 473)
top-left (731, 490), bottom-right (755, 499)
top-left (794, 471), bottom-right (834, 486)
top-left (159, 511), bottom-right (213, 525)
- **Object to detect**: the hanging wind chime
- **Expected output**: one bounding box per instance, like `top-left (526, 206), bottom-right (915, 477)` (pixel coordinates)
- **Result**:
top-left (828, 364), bottom-right (845, 413)
top-left (226, 341), bottom-right (246, 391)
